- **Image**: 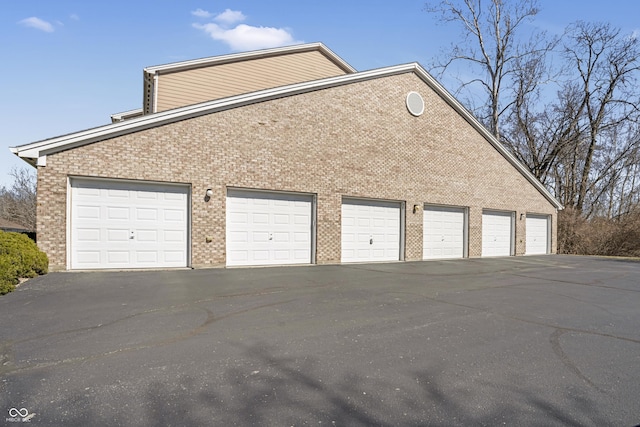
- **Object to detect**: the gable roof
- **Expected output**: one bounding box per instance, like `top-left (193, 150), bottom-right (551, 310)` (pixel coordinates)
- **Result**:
top-left (0, 218), bottom-right (31, 233)
top-left (142, 42), bottom-right (356, 114)
top-left (10, 53), bottom-right (563, 210)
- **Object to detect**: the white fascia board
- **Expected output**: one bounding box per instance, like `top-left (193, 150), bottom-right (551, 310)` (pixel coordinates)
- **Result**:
top-left (110, 108), bottom-right (144, 122)
top-left (408, 65), bottom-right (563, 210)
top-left (8, 146), bottom-right (36, 168)
top-left (143, 42), bottom-right (357, 75)
top-left (10, 61), bottom-right (562, 210)
top-left (11, 65), bottom-right (411, 160)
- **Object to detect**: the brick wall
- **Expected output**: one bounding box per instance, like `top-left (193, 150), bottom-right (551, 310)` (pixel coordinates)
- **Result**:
top-left (37, 72), bottom-right (557, 270)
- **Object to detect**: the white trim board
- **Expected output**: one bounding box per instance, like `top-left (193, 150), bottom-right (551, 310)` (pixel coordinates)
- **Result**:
top-left (11, 60), bottom-right (563, 210)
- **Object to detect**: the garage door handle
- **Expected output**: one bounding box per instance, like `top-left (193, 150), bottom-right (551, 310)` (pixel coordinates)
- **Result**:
top-left (130, 230), bottom-right (135, 240)
top-left (370, 238), bottom-right (373, 245)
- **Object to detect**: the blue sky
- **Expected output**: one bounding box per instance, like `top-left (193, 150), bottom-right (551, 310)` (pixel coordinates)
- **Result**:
top-left (2, 1), bottom-right (639, 186)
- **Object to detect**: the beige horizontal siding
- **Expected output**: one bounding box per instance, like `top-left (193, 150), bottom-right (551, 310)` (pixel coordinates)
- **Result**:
top-left (155, 50), bottom-right (349, 112)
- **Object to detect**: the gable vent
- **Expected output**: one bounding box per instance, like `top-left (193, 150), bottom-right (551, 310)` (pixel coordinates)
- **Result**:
top-left (406, 91), bottom-right (424, 117)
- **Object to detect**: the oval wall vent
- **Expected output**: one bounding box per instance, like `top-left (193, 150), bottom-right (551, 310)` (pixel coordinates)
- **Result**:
top-left (406, 91), bottom-right (425, 117)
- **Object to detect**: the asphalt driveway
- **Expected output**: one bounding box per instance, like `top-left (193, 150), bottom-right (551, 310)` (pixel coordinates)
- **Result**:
top-left (1, 255), bottom-right (639, 426)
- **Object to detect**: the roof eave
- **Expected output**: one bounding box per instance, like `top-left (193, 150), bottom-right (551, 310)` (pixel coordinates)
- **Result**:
top-left (110, 108), bottom-right (144, 123)
top-left (143, 42), bottom-right (357, 75)
top-left (11, 62), bottom-right (563, 210)
top-left (408, 66), bottom-right (564, 210)
top-left (8, 146), bottom-right (37, 168)
top-left (12, 65), bottom-right (410, 160)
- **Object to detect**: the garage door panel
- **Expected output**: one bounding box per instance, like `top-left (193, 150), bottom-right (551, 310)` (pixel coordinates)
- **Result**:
top-left (341, 199), bottom-right (401, 263)
top-left (163, 251), bottom-right (184, 263)
top-left (274, 214), bottom-right (289, 224)
top-left (228, 250), bottom-right (248, 263)
top-left (294, 214), bottom-right (310, 225)
top-left (274, 250), bottom-right (292, 260)
top-left (273, 199), bottom-right (290, 207)
top-left (229, 231), bottom-right (248, 242)
top-left (107, 251), bottom-right (129, 264)
top-left (164, 209), bottom-right (185, 222)
top-left (107, 189), bottom-right (129, 199)
top-left (76, 228), bottom-right (100, 242)
top-left (71, 179), bottom-right (189, 269)
top-left (136, 230), bottom-right (157, 242)
top-left (107, 207), bottom-right (129, 220)
top-left (136, 251), bottom-right (158, 263)
top-left (137, 191), bottom-right (158, 200)
top-left (76, 205), bottom-right (100, 219)
top-left (76, 187), bottom-right (101, 197)
top-left (252, 213), bottom-right (269, 224)
top-left (253, 231), bottom-right (269, 242)
top-left (136, 208), bottom-right (158, 221)
top-left (273, 232), bottom-right (290, 242)
top-left (358, 218), bottom-right (371, 227)
top-left (252, 251), bottom-right (269, 261)
top-left (294, 232), bottom-right (309, 242)
top-left (229, 212), bottom-right (248, 224)
top-left (107, 229), bottom-right (129, 242)
top-left (226, 190), bottom-right (313, 266)
top-left (163, 230), bottom-right (184, 243)
top-left (77, 251), bottom-right (100, 264)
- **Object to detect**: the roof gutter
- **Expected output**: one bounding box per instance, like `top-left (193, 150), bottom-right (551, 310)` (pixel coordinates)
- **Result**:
top-left (10, 62), bottom-right (563, 210)
top-left (409, 66), bottom-right (564, 210)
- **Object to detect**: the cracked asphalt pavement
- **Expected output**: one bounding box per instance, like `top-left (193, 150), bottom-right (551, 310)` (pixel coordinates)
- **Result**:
top-left (1, 255), bottom-right (639, 426)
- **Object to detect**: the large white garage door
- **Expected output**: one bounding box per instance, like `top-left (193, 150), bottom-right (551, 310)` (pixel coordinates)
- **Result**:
top-left (423, 205), bottom-right (466, 259)
top-left (341, 198), bottom-right (402, 263)
top-left (482, 210), bottom-right (514, 257)
top-left (226, 189), bottom-right (313, 266)
top-left (70, 178), bottom-right (189, 269)
top-left (526, 214), bottom-right (550, 255)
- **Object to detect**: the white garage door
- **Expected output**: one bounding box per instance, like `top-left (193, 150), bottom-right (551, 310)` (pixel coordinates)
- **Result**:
top-left (70, 178), bottom-right (189, 269)
top-left (341, 198), bottom-right (402, 263)
top-left (423, 205), bottom-right (466, 259)
top-left (526, 214), bottom-right (550, 255)
top-left (482, 211), bottom-right (514, 257)
top-left (226, 189), bottom-right (313, 266)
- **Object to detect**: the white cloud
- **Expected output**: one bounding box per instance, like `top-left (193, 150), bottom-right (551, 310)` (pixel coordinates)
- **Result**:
top-left (214, 9), bottom-right (246, 25)
top-left (191, 8), bottom-right (212, 18)
top-left (18, 17), bottom-right (55, 33)
top-left (70, 14), bottom-right (80, 21)
top-left (193, 22), bottom-right (300, 51)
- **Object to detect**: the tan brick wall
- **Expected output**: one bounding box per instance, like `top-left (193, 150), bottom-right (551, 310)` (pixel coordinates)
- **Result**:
top-left (37, 72), bottom-right (558, 270)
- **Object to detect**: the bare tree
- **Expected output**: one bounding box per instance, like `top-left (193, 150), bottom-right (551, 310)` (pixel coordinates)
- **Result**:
top-left (535, 23), bottom-right (640, 214)
top-left (0, 167), bottom-right (37, 230)
top-left (425, 3), bottom-right (640, 254)
top-left (503, 22), bottom-right (640, 217)
top-left (425, 0), bottom-right (555, 140)
top-left (561, 22), bottom-right (640, 212)
top-left (501, 45), bottom-right (566, 185)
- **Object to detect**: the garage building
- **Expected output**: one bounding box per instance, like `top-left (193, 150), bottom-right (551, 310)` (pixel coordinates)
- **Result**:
top-left (11, 43), bottom-right (562, 270)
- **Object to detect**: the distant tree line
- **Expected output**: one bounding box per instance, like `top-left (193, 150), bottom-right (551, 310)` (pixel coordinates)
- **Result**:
top-left (0, 167), bottom-right (37, 232)
top-left (425, 0), bottom-right (640, 256)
